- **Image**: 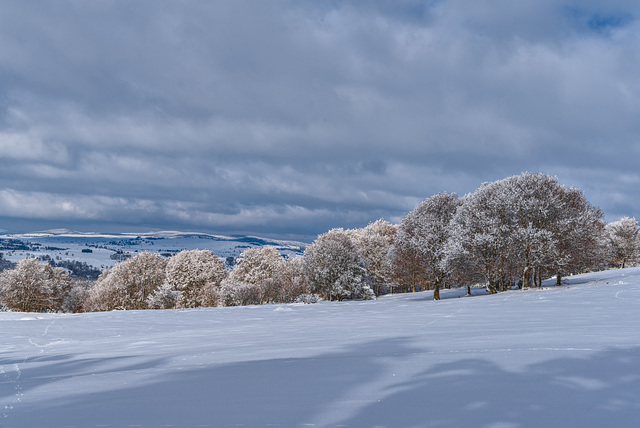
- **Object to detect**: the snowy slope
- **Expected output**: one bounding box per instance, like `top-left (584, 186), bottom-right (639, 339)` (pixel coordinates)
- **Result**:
top-left (1, 268), bottom-right (640, 427)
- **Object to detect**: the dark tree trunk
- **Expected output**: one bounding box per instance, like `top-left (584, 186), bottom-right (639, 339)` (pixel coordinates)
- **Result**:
top-left (556, 273), bottom-right (562, 286)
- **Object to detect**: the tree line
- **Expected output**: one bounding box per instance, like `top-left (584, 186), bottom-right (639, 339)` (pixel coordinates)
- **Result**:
top-left (1, 173), bottom-right (639, 312)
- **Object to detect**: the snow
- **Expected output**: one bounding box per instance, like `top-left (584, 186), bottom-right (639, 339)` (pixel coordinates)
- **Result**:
top-left (2, 268), bottom-right (640, 427)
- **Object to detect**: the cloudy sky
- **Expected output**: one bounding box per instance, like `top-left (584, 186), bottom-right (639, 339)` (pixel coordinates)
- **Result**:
top-left (0, 1), bottom-right (638, 240)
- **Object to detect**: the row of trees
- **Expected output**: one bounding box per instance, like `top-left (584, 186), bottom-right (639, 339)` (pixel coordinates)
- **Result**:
top-left (87, 247), bottom-right (310, 311)
top-left (398, 174), bottom-right (639, 298)
top-left (1, 173), bottom-right (638, 312)
top-left (395, 174), bottom-right (608, 298)
top-left (0, 223), bottom-right (396, 311)
top-left (85, 223), bottom-right (393, 311)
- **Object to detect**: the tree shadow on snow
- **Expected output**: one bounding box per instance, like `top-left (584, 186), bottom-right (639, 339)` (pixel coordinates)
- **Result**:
top-left (1, 354), bottom-right (166, 405)
top-left (341, 346), bottom-right (640, 428)
top-left (3, 341), bottom-right (640, 427)
top-left (2, 337), bottom-right (423, 427)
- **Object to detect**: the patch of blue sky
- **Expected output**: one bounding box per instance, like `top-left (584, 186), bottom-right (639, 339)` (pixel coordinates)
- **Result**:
top-left (588, 14), bottom-right (634, 32)
top-left (564, 6), bottom-right (634, 35)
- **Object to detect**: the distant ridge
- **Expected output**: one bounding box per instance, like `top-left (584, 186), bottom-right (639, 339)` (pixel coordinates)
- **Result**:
top-left (9, 229), bottom-right (308, 247)
top-left (0, 229), bottom-right (308, 271)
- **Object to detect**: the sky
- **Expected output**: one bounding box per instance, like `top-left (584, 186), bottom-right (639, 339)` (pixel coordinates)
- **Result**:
top-left (0, 0), bottom-right (639, 240)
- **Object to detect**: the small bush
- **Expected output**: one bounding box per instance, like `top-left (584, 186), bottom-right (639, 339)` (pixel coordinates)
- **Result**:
top-left (295, 293), bottom-right (320, 304)
top-left (220, 279), bottom-right (262, 306)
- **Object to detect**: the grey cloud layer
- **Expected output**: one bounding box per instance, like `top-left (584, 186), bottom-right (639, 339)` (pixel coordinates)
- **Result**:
top-left (0, 0), bottom-right (638, 238)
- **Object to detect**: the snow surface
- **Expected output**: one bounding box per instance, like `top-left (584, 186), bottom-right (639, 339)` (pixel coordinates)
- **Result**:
top-left (2, 268), bottom-right (640, 427)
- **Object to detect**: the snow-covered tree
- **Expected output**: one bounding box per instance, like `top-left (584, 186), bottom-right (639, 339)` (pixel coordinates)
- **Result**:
top-left (165, 249), bottom-right (227, 308)
top-left (303, 228), bottom-right (374, 301)
top-left (0, 258), bottom-right (72, 312)
top-left (229, 246), bottom-right (284, 285)
top-left (63, 279), bottom-right (92, 313)
top-left (606, 217), bottom-right (640, 268)
top-left (87, 252), bottom-right (167, 311)
top-left (44, 263), bottom-right (73, 311)
top-left (218, 248), bottom-right (313, 306)
top-left (446, 180), bottom-right (520, 293)
top-left (219, 278), bottom-right (262, 306)
top-left (445, 173), bottom-right (605, 291)
top-left (392, 193), bottom-right (460, 299)
top-left (275, 255), bottom-right (311, 303)
top-left (550, 185), bottom-right (606, 284)
top-left (147, 283), bottom-right (182, 309)
top-left (348, 219), bottom-right (397, 296)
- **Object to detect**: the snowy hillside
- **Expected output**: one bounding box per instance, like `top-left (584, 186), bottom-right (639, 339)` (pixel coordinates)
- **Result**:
top-left (0, 230), bottom-right (307, 271)
top-left (1, 268), bottom-right (640, 427)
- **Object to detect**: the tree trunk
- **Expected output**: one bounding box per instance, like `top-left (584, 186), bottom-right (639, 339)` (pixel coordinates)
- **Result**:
top-left (556, 273), bottom-right (562, 286)
top-left (523, 266), bottom-right (530, 289)
top-left (434, 284), bottom-right (440, 301)
top-left (531, 267), bottom-right (536, 288)
top-left (467, 284), bottom-right (471, 295)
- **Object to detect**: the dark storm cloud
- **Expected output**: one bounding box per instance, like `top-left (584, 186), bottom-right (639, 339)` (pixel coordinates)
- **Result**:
top-left (0, 0), bottom-right (639, 238)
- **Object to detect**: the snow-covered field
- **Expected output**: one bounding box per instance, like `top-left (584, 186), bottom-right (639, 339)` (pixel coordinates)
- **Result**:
top-left (1, 268), bottom-right (639, 427)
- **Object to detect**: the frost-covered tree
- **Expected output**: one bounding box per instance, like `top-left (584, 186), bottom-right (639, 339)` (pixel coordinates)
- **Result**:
top-left (606, 217), bottom-right (640, 269)
top-left (446, 181), bottom-right (521, 293)
top-left (63, 279), bottom-right (93, 313)
top-left (165, 249), bottom-right (227, 308)
top-left (219, 279), bottom-right (262, 306)
top-left (87, 252), bottom-right (167, 311)
top-left (44, 263), bottom-right (73, 311)
top-left (219, 248), bottom-right (312, 306)
top-left (551, 185), bottom-right (606, 284)
top-left (348, 219), bottom-right (397, 296)
top-left (220, 246), bottom-right (287, 306)
top-left (248, 255), bottom-right (312, 305)
top-left (276, 255), bottom-right (311, 303)
top-left (0, 258), bottom-right (50, 312)
top-left (303, 228), bottom-right (374, 301)
top-left (0, 258), bottom-right (72, 312)
top-left (229, 246), bottom-right (284, 285)
top-left (445, 173), bottom-right (605, 291)
top-left (147, 283), bottom-right (182, 309)
top-left (392, 193), bottom-right (460, 299)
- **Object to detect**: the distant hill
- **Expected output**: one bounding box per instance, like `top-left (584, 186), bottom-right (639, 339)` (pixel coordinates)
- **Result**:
top-left (0, 230), bottom-right (307, 274)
